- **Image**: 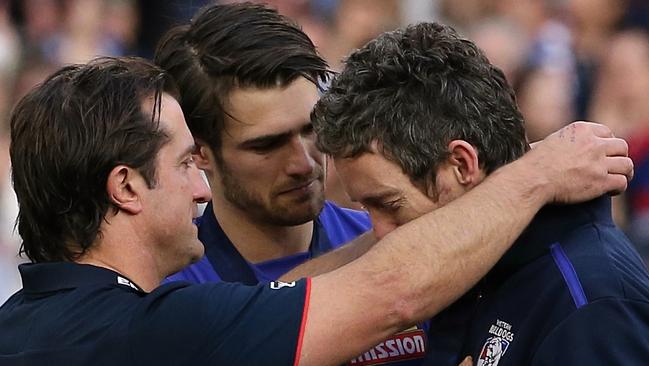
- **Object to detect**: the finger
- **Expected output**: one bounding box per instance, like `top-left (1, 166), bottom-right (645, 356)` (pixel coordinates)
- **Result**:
top-left (602, 137), bottom-right (629, 157)
top-left (458, 356), bottom-right (473, 366)
top-left (605, 174), bottom-right (629, 196)
top-left (573, 121), bottom-right (614, 138)
top-left (606, 156), bottom-right (634, 181)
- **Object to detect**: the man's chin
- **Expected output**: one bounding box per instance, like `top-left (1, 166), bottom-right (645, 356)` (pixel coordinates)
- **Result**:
top-left (267, 199), bottom-right (324, 226)
top-left (192, 245), bottom-right (205, 262)
top-left (184, 242), bottom-right (206, 265)
top-left (162, 241), bottom-right (205, 277)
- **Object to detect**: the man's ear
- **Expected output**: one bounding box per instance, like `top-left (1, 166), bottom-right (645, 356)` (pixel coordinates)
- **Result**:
top-left (193, 139), bottom-right (215, 172)
top-left (106, 165), bottom-right (144, 215)
top-left (447, 140), bottom-right (481, 187)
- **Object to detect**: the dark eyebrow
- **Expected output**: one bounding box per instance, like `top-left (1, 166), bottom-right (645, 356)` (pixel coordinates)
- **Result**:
top-left (177, 144), bottom-right (197, 161)
top-left (237, 120), bottom-right (312, 150)
top-left (237, 132), bottom-right (291, 150)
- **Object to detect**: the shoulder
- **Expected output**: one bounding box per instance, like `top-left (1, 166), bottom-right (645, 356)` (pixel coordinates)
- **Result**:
top-left (130, 279), bottom-right (311, 364)
top-left (558, 222), bottom-right (649, 303)
top-left (319, 201), bottom-right (371, 232)
top-left (317, 201), bottom-right (372, 249)
top-left (532, 297), bottom-right (649, 365)
top-left (134, 279), bottom-right (307, 325)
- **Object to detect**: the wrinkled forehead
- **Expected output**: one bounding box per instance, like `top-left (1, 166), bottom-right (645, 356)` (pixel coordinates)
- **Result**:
top-left (334, 141), bottom-right (433, 199)
top-left (334, 150), bottom-right (403, 192)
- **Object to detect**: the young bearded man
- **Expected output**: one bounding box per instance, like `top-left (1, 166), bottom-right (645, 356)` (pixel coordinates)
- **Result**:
top-left (154, 3), bottom-right (373, 286)
top-left (153, 5), bottom-right (431, 364)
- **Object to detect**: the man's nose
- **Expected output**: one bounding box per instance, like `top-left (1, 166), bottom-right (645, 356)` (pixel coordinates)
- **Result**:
top-left (370, 213), bottom-right (398, 240)
top-left (285, 135), bottom-right (316, 177)
top-left (192, 168), bottom-right (212, 203)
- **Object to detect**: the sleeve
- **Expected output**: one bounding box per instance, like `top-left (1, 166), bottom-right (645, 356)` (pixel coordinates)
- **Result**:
top-left (531, 298), bottom-right (649, 365)
top-left (130, 278), bottom-right (311, 366)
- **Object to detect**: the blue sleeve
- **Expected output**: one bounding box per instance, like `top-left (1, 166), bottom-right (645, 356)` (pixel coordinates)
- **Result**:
top-left (163, 256), bottom-right (222, 284)
top-left (130, 279), bottom-right (310, 365)
top-left (531, 298), bottom-right (649, 365)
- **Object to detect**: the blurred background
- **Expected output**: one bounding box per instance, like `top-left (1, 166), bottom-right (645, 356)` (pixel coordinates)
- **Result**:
top-left (0, 0), bottom-right (648, 302)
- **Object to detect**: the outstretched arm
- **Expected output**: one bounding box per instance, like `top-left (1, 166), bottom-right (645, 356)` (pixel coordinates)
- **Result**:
top-left (282, 123), bottom-right (631, 283)
top-left (298, 122), bottom-right (633, 366)
top-left (281, 231), bottom-right (376, 281)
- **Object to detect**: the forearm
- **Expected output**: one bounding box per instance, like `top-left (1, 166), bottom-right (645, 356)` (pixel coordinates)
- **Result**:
top-left (280, 230), bottom-right (376, 281)
top-left (348, 156), bottom-right (549, 321)
top-left (302, 157), bottom-right (550, 365)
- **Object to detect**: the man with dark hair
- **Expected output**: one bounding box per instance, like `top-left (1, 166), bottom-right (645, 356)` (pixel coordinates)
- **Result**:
top-left (0, 56), bottom-right (632, 365)
top-left (154, 4), bottom-right (424, 363)
top-left (312, 22), bottom-right (649, 365)
top-left (11, 59), bottom-right (180, 265)
top-left (154, 2), bottom-right (372, 286)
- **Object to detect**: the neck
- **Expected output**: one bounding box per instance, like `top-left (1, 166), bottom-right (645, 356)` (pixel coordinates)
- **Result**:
top-left (210, 196), bottom-right (314, 264)
top-left (76, 220), bottom-right (163, 293)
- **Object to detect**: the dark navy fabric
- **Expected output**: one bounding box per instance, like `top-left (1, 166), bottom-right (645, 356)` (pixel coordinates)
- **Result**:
top-left (166, 200), bottom-right (371, 285)
top-left (423, 288), bottom-right (478, 365)
top-left (0, 262), bottom-right (308, 365)
top-left (166, 201), bottom-right (429, 366)
top-left (427, 196), bottom-right (649, 365)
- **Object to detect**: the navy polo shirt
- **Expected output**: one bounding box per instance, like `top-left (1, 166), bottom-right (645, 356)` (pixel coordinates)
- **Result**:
top-left (440, 196), bottom-right (649, 365)
top-left (0, 262), bottom-right (310, 365)
top-left (165, 201), bottom-right (429, 366)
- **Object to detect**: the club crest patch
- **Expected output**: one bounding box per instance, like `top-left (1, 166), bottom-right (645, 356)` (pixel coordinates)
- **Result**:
top-left (477, 319), bottom-right (515, 366)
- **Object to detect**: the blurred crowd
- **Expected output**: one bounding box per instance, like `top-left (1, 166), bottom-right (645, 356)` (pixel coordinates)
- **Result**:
top-left (0, 0), bottom-right (648, 302)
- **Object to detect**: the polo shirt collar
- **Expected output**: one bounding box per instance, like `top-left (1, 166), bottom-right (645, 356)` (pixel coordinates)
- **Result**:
top-left (20, 262), bottom-right (143, 294)
top-left (198, 201), bottom-right (334, 285)
top-left (486, 195), bottom-right (613, 284)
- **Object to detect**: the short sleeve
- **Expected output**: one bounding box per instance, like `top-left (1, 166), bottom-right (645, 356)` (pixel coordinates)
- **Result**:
top-left (130, 278), bottom-right (311, 365)
top-left (531, 298), bottom-right (649, 365)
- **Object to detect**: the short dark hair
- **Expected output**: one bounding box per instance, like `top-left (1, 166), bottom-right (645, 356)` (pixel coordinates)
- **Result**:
top-left (10, 57), bottom-right (177, 263)
top-left (313, 22), bottom-right (529, 183)
top-left (154, 2), bottom-right (330, 153)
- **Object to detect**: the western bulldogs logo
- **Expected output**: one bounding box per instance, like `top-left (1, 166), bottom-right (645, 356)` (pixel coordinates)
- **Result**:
top-left (477, 319), bottom-right (515, 366)
top-left (477, 336), bottom-right (509, 366)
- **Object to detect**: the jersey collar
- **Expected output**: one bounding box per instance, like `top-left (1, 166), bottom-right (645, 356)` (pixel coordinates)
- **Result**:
top-left (198, 201), bottom-right (333, 285)
top-left (486, 195), bottom-right (613, 284)
top-left (20, 262), bottom-right (144, 294)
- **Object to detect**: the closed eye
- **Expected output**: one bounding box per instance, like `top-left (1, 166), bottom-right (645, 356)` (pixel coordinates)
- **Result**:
top-left (381, 198), bottom-right (405, 211)
top-left (181, 156), bottom-right (195, 168)
top-left (361, 195), bottom-right (405, 213)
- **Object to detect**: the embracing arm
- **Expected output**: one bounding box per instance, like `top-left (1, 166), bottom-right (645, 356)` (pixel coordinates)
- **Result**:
top-left (297, 122), bottom-right (633, 366)
top-left (282, 126), bottom-right (629, 284)
top-left (280, 230), bottom-right (376, 281)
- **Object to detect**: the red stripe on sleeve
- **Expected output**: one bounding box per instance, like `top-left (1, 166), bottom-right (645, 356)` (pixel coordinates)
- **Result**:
top-left (293, 277), bottom-right (312, 366)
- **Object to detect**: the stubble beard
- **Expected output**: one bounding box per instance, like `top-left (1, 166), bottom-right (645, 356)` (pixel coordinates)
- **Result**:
top-left (218, 162), bottom-right (325, 226)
